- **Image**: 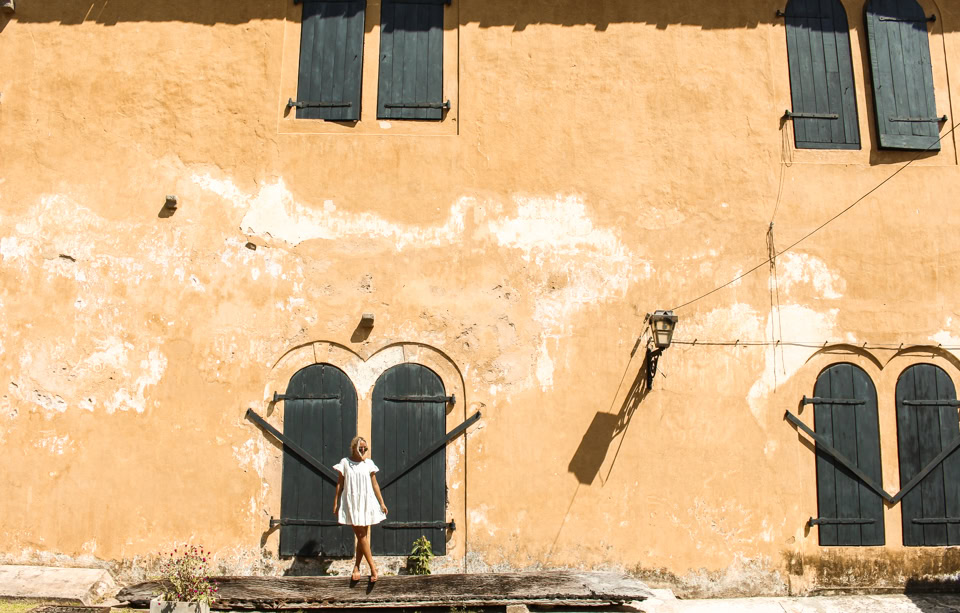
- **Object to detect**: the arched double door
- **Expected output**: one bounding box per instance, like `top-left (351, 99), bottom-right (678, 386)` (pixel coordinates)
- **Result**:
top-left (275, 362), bottom-right (452, 557)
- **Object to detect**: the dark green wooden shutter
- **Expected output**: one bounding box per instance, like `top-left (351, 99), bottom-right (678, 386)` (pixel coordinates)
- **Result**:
top-left (784, 0), bottom-right (860, 149)
top-left (377, 0), bottom-right (446, 120)
top-left (295, 0), bottom-right (365, 121)
top-left (371, 363), bottom-right (447, 555)
top-left (896, 364), bottom-right (960, 546)
top-left (279, 363), bottom-right (358, 556)
top-left (813, 363), bottom-right (885, 546)
top-left (865, 0), bottom-right (941, 150)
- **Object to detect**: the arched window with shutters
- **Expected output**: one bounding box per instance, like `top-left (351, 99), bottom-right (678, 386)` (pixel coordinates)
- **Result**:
top-left (895, 364), bottom-right (960, 546)
top-left (865, 0), bottom-right (942, 150)
top-left (784, 0), bottom-right (860, 150)
top-left (811, 363), bottom-right (885, 546)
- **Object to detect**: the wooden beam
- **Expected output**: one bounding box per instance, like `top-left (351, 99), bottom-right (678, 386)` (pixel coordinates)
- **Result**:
top-left (117, 571), bottom-right (652, 609)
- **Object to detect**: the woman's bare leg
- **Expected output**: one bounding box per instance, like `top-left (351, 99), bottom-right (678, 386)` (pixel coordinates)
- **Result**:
top-left (351, 526), bottom-right (363, 581)
top-left (352, 525), bottom-right (377, 580)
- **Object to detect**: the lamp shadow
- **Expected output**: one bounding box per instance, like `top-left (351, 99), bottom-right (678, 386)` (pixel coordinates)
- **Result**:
top-left (567, 349), bottom-right (651, 485)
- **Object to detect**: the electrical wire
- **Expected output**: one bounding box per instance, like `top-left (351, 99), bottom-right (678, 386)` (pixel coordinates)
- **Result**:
top-left (671, 120), bottom-right (960, 313)
top-left (672, 338), bottom-right (960, 350)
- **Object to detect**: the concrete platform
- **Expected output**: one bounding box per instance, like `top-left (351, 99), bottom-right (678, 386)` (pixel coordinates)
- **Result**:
top-left (0, 565), bottom-right (119, 605)
top-left (627, 592), bottom-right (960, 612)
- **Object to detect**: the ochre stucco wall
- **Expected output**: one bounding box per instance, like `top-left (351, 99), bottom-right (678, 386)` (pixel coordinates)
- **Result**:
top-left (3, 0), bottom-right (960, 596)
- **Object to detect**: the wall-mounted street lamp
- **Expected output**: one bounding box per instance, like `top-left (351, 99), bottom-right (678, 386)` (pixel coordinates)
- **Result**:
top-left (646, 309), bottom-right (678, 389)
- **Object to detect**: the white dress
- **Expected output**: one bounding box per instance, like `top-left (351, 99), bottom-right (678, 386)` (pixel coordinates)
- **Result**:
top-left (334, 457), bottom-right (387, 526)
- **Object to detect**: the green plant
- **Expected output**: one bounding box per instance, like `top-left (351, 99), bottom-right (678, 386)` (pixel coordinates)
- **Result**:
top-left (407, 536), bottom-right (433, 575)
top-left (155, 545), bottom-right (219, 604)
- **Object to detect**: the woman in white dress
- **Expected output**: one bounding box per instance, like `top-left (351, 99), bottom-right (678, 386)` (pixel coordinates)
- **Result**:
top-left (333, 436), bottom-right (389, 582)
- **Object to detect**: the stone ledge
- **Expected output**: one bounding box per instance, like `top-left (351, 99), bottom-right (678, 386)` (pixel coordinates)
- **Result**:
top-left (0, 566), bottom-right (119, 605)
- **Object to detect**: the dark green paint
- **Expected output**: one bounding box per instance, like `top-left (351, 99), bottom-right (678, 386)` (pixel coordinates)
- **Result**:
top-left (865, 0), bottom-right (941, 150)
top-left (279, 363), bottom-right (358, 557)
top-left (377, 0), bottom-right (445, 120)
top-left (784, 0), bottom-right (860, 149)
top-left (813, 363), bottom-right (884, 546)
top-left (371, 363), bottom-right (447, 555)
top-left (896, 364), bottom-right (960, 546)
top-left (296, 0), bottom-right (365, 121)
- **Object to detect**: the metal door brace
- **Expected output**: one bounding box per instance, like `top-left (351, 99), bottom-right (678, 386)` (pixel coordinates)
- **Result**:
top-left (245, 409), bottom-right (340, 484)
top-left (785, 410), bottom-right (895, 502)
top-left (892, 434), bottom-right (960, 503)
top-left (379, 411), bottom-right (482, 488)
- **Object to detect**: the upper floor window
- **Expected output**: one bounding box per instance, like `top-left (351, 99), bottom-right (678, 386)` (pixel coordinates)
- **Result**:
top-left (376, 0), bottom-right (449, 121)
top-left (784, 0), bottom-right (861, 150)
top-left (294, 0), bottom-right (366, 121)
top-left (865, 0), bottom-right (942, 151)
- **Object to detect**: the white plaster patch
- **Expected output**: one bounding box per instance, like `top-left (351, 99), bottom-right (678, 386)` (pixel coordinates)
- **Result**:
top-left (233, 437), bottom-right (269, 478)
top-left (680, 303), bottom-right (764, 341)
top-left (85, 337), bottom-right (132, 372)
top-left (931, 325), bottom-right (960, 348)
top-left (0, 237), bottom-right (31, 260)
top-left (189, 275), bottom-right (205, 292)
top-left (341, 346), bottom-right (406, 399)
top-left (34, 434), bottom-right (73, 455)
top-left (777, 253), bottom-right (844, 299)
top-left (103, 349), bottom-right (167, 414)
top-left (747, 305), bottom-right (839, 419)
top-left (193, 175), bottom-right (467, 250)
top-left (535, 338), bottom-right (555, 392)
top-left (30, 390), bottom-right (67, 416)
top-left (469, 504), bottom-right (498, 537)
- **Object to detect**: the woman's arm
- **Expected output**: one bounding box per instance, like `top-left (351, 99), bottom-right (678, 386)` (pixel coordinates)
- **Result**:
top-left (333, 472), bottom-right (344, 515)
top-left (370, 473), bottom-right (388, 515)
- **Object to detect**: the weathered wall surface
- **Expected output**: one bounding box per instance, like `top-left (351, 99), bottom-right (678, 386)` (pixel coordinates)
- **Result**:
top-left (3, 0), bottom-right (960, 597)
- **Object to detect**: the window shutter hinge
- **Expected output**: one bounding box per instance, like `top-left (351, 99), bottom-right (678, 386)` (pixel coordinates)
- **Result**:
top-left (784, 110), bottom-right (839, 121)
top-left (288, 98), bottom-right (352, 109)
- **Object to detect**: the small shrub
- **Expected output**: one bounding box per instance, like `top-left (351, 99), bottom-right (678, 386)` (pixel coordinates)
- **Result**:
top-left (154, 545), bottom-right (219, 604)
top-left (407, 536), bottom-right (433, 575)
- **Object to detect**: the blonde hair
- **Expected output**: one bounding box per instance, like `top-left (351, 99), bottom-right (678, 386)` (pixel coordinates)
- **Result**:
top-left (349, 436), bottom-right (367, 455)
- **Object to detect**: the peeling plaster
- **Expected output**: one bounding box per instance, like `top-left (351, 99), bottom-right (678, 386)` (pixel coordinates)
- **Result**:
top-left (194, 177), bottom-right (649, 392)
top-left (194, 175), bottom-right (467, 250)
top-left (33, 434), bottom-right (73, 455)
top-left (747, 305), bottom-right (839, 419)
top-left (777, 253), bottom-right (845, 300)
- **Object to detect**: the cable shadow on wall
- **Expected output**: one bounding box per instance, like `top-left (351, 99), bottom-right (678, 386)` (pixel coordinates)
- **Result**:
top-left (567, 346), bottom-right (651, 486)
